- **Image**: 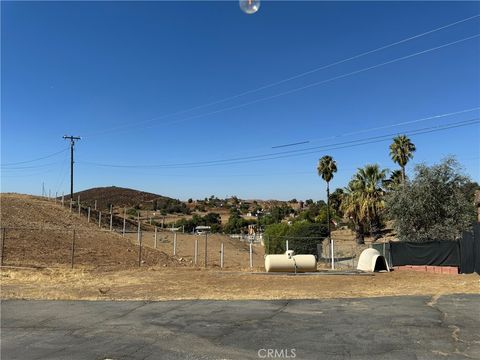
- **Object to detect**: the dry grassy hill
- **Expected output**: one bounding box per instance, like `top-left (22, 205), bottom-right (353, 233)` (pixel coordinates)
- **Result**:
top-left (0, 194), bottom-right (182, 269)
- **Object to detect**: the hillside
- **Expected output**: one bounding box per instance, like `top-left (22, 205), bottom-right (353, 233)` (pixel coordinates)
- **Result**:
top-left (0, 194), bottom-right (182, 269)
top-left (62, 186), bottom-right (183, 211)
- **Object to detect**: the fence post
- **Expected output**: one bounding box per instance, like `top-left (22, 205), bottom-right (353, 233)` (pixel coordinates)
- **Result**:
top-left (137, 216), bottom-right (141, 245)
top-left (154, 226), bottom-right (158, 248)
top-left (61, 193), bottom-right (64, 207)
top-left (220, 242), bottom-right (224, 269)
top-left (70, 198), bottom-right (73, 212)
top-left (204, 233), bottom-right (208, 268)
top-left (331, 239), bottom-right (335, 270)
top-left (286, 240), bottom-right (289, 251)
top-left (194, 239), bottom-right (198, 266)
top-left (249, 242), bottom-right (253, 269)
top-left (54, 192), bottom-right (57, 205)
top-left (173, 232), bottom-right (177, 256)
top-left (122, 208), bottom-right (126, 237)
top-left (71, 229), bottom-right (76, 269)
top-left (1, 228), bottom-right (6, 266)
top-left (77, 196), bottom-right (81, 216)
top-left (109, 205), bottom-right (113, 231)
top-left (99, 211), bottom-right (102, 228)
top-left (87, 207), bottom-right (91, 223)
top-left (138, 231), bottom-right (142, 267)
top-left (94, 200), bottom-right (97, 211)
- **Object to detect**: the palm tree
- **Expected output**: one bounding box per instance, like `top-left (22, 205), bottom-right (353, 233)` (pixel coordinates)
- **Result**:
top-left (384, 169), bottom-right (403, 191)
top-left (389, 135), bottom-right (416, 184)
top-left (317, 155), bottom-right (337, 240)
top-left (341, 181), bottom-right (366, 244)
top-left (352, 164), bottom-right (388, 240)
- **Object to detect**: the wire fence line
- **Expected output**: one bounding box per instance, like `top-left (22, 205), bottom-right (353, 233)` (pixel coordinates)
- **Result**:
top-left (0, 226), bottom-right (373, 271)
top-left (0, 226), bottom-right (265, 270)
top-left (1, 197), bottom-right (376, 271)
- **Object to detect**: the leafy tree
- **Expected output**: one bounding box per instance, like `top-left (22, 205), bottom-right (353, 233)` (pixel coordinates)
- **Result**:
top-left (389, 135), bottom-right (416, 185)
top-left (329, 188), bottom-right (344, 217)
top-left (264, 222), bottom-right (328, 255)
top-left (317, 155), bottom-right (337, 240)
top-left (386, 157), bottom-right (475, 242)
top-left (187, 198), bottom-right (193, 203)
top-left (263, 223), bottom-right (290, 254)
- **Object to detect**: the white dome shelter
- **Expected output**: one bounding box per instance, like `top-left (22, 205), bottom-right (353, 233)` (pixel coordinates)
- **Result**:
top-left (357, 248), bottom-right (390, 272)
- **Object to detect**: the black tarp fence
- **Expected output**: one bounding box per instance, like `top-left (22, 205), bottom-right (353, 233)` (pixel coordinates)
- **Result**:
top-left (389, 224), bottom-right (480, 274)
top-left (459, 224), bottom-right (480, 274)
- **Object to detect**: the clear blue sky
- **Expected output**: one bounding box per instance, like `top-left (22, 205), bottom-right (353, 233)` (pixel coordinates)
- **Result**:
top-left (1, 1), bottom-right (479, 201)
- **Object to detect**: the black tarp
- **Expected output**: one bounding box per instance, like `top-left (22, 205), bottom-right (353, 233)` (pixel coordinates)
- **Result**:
top-left (476, 224), bottom-right (480, 274)
top-left (459, 231), bottom-right (476, 274)
top-left (390, 241), bottom-right (460, 267)
top-left (461, 223), bottom-right (480, 274)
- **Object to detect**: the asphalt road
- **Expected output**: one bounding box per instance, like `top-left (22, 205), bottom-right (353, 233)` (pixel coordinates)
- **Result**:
top-left (2, 295), bottom-right (479, 360)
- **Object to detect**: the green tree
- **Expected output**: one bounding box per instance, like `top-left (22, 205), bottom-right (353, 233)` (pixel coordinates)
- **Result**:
top-left (386, 157), bottom-right (476, 242)
top-left (389, 135), bottom-right (416, 185)
top-left (384, 170), bottom-right (404, 191)
top-left (264, 222), bottom-right (328, 255)
top-left (352, 164), bottom-right (388, 240)
top-left (317, 155), bottom-right (337, 240)
top-left (329, 188), bottom-right (344, 217)
top-left (341, 181), bottom-right (366, 244)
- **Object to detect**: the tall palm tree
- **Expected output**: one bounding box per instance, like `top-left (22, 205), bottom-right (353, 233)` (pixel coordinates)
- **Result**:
top-left (317, 155), bottom-right (337, 240)
top-left (341, 181), bottom-right (366, 244)
top-left (353, 164), bottom-right (388, 240)
top-left (389, 135), bottom-right (416, 184)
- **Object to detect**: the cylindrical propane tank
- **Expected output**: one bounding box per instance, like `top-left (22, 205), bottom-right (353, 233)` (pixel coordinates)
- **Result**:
top-left (265, 251), bottom-right (316, 272)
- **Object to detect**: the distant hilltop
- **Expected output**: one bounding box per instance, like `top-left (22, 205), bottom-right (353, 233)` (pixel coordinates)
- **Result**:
top-left (62, 186), bottom-right (179, 210)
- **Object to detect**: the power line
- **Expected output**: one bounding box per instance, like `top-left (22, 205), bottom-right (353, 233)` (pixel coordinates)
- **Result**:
top-left (1, 148), bottom-right (68, 167)
top-left (0, 161), bottom-right (63, 171)
top-left (84, 15), bottom-right (480, 137)
top-left (150, 33), bottom-right (479, 129)
top-left (78, 118), bottom-right (479, 169)
top-left (306, 107), bottom-right (480, 144)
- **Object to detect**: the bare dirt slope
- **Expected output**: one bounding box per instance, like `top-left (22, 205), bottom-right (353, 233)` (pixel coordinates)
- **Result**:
top-left (0, 194), bottom-right (181, 269)
top-left (0, 193), bottom-right (264, 270)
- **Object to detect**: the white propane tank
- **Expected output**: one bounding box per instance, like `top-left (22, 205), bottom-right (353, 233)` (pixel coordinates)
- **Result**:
top-left (265, 251), bottom-right (317, 272)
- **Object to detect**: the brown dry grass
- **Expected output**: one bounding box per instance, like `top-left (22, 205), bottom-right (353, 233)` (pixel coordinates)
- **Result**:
top-left (0, 193), bottom-right (263, 270)
top-left (1, 267), bottom-right (479, 301)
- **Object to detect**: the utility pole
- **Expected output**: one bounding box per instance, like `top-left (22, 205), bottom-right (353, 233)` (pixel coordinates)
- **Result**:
top-left (63, 135), bottom-right (81, 202)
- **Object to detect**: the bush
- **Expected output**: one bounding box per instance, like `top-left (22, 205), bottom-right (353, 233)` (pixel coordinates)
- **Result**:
top-left (264, 222), bottom-right (328, 255)
top-left (386, 157), bottom-right (476, 242)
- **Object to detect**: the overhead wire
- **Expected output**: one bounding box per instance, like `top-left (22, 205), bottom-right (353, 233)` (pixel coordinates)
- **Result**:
top-left (84, 15), bottom-right (480, 137)
top-left (1, 148), bottom-right (69, 167)
top-left (77, 118), bottom-right (479, 169)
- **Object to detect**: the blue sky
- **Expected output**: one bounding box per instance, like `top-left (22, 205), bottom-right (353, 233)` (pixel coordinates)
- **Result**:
top-left (1, 1), bottom-right (479, 201)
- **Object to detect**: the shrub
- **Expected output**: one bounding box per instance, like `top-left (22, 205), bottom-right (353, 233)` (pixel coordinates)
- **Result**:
top-left (264, 222), bottom-right (327, 255)
top-left (386, 157), bottom-right (476, 242)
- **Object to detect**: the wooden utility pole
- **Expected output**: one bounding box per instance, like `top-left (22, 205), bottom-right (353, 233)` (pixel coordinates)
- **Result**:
top-left (63, 135), bottom-right (81, 202)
